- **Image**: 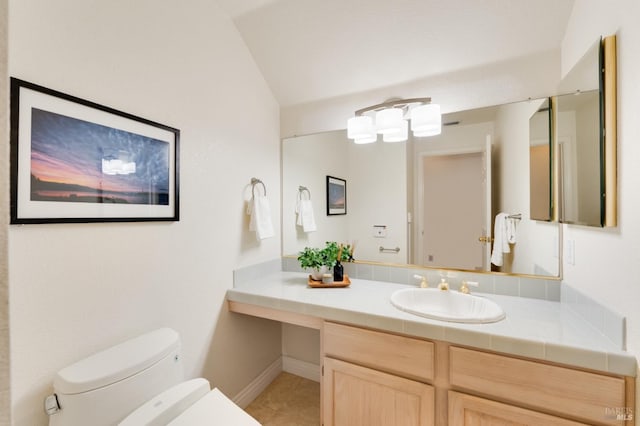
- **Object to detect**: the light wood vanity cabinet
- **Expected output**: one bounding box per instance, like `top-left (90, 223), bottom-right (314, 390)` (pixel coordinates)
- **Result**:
top-left (323, 322), bottom-right (435, 426)
top-left (323, 321), bottom-right (435, 382)
top-left (323, 357), bottom-right (434, 426)
top-left (449, 346), bottom-right (629, 425)
top-left (226, 302), bottom-right (634, 426)
top-left (321, 322), bottom-right (634, 426)
top-left (448, 391), bottom-right (588, 425)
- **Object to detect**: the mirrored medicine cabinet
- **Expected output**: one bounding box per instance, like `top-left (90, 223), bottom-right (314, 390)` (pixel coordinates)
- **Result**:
top-left (281, 35), bottom-right (617, 280)
top-left (555, 35), bottom-right (617, 227)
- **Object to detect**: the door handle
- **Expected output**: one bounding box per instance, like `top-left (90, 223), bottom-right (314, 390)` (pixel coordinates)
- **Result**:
top-left (478, 236), bottom-right (494, 243)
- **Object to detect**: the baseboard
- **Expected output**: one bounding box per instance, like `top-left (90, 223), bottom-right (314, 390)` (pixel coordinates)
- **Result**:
top-left (282, 355), bottom-right (321, 383)
top-left (232, 357), bottom-right (282, 409)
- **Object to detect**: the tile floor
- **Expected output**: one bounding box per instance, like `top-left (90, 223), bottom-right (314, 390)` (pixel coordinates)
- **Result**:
top-left (245, 372), bottom-right (320, 425)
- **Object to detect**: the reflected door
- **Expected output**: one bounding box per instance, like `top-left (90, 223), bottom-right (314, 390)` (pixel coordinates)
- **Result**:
top-left (421, 151), bottom-right (484, 270)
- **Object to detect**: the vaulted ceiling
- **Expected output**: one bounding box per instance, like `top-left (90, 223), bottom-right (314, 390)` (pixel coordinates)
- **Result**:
top-left (218, 0), bottom-right (575, 107)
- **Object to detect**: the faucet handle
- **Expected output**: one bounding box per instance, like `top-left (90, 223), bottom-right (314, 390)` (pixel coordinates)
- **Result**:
top-left (459, 281), bottom-right (479, 294)
top-left (413, 274), bottom-right (428, 288)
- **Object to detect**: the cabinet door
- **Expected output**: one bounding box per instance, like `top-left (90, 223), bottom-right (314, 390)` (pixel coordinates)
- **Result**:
top-left (448, 391), bottom-right (588, 426)
top-left (323, 357), bottom-right (434, 426)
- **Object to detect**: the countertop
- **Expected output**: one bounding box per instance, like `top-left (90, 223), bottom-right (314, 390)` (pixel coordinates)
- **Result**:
top-left (226, 271), bottom-right (637, 376)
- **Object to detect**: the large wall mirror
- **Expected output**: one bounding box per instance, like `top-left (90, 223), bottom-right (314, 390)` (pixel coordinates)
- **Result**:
top-left (281, 34), bottom-right (616, 279)
top-left (529, 98), bottom-right (553, 222)
top-left (283, 97), bottom-right (561, 278)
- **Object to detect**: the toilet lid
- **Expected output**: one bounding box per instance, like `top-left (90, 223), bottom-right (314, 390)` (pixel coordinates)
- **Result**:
top-left (168, 388), bottom-right (261, 425)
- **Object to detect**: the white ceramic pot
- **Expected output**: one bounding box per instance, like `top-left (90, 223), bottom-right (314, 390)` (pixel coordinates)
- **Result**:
top-left (310, 265), bottom-right (329, 280)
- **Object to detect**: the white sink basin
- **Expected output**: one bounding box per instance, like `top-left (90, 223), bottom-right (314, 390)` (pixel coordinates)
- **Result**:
top-left (390, 288), bottom-right (505, 324)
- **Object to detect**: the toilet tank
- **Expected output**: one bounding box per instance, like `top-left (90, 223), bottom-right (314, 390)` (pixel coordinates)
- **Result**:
top-left (47, 328), bottom-right (183, 426)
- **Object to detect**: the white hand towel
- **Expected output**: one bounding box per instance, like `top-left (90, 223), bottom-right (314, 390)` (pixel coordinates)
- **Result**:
top-left (248, 194), bottom-right (275, 240)
top-left (298, 199), bottom-right (317, 232)
top-left (490, 213), bottom-right (510, 267)
top-left (295, 198), bottom-right (303, 226)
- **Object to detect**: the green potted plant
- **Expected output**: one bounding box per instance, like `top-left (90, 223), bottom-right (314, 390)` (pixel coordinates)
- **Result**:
top-left (298, 242), bottom-right (352, 280)
top-left (297, 246), bottom-right (330, 280)
top-left (324, 241), bottom-right (352, 264)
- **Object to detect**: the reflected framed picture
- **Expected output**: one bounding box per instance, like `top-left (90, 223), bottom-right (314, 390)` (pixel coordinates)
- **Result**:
top-left (326, 175), bottom-right (346, 215)
top-left (9, 78), bottom-right (180, 224)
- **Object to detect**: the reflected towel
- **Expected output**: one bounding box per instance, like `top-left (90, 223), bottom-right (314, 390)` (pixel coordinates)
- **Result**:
top-left (506, 216), bottom-right (517, 244)
top-left (490, 213), bottom-right (517, 267)
top-left (295, 199), bottom-right (317, 232)
top-left (248, 194), bottom-right (275, 240)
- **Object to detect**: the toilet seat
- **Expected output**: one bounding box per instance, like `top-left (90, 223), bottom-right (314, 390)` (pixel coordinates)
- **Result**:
top-left (168, 388), bottom-right (260, 425)
top-left (119, 378), bottom-right (260, 425)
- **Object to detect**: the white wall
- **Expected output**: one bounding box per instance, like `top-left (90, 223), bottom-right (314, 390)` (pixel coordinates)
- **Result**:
top-left (281, 132), bottom-right (349, 255)
top-left (414, 122), bottom-right (494, 155)
top-left (561, 0), bottom-right (640, 359)
top-left (346, 141), bottom-right (407, 263)
top-left (281, 323), bottom-right (320, 365)
top-left (282, 131), bottom-right (406, 263)
top-left (1, 0), bottom-right (10, 424)
top-left (8, 1), bottom-right (282, 425)
top-left (281, 49), bottom-right (561, 138)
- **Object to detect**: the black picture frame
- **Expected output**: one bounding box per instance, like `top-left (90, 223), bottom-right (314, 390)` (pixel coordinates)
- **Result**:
top-left (10, 78), bottom-right (180, 224)
top-left (326, 175), bottom-right (346, 215)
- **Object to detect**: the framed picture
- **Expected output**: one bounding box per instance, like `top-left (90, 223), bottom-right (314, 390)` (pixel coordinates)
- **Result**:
top-left (326, 175), bottom-right (346, 215)
top-left (9, 78), bottom-right (180, 224)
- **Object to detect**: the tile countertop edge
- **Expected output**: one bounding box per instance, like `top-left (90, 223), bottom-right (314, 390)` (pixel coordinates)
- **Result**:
top-left (226, 276), bottom-right (638, 377)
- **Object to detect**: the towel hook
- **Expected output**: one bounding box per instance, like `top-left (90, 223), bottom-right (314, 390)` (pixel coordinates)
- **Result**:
top-left (298, 185), bottom-right (311, 200)
top-left (251, 178), bottom-right (266, 198)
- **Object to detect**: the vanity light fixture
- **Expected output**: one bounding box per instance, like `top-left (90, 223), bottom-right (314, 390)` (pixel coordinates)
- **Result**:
top-left (375, 108), bottom-right (404, 135)
top-left (383, 119), bottom-right (408, 143)
top-left (347, 97), bottom-right (441, 144)
top-left (347, 116), bottom-right (375, 143)
top-left (411, 103), bottom-right (442, 137)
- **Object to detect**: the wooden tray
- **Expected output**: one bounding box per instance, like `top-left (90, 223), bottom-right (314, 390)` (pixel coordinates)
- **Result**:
top-left (308, 274), bottom-right (351, 288)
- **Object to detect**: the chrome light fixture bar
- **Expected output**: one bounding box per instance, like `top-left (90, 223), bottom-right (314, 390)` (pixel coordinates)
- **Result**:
top-left (347, 97), bottom-right (441, 144)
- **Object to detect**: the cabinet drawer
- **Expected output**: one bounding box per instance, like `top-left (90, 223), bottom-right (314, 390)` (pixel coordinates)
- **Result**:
top-left (323, 322), bottom-right (434, 382)
top-left (448, 391), bottom-right (588, 425)
top-left (449, 346), bottom-right (627, 425)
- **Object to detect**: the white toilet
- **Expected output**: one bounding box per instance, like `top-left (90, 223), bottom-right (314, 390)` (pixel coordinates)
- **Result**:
top-left (45, 328), bottom-right (260, 425)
